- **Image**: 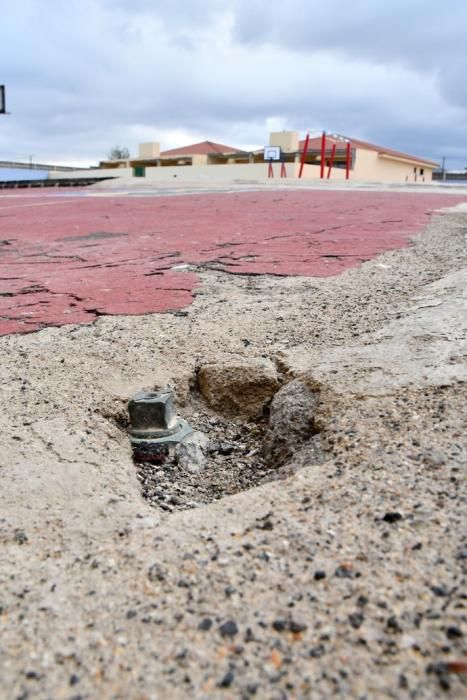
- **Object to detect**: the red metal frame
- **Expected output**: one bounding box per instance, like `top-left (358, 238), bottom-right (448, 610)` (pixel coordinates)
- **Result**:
top-left (345, 140), bottom-right (351, 180)
top-left (268, 161), bottom-right (274, 178)
top-left (320, 131), bottom-right (326, 179)
top-left (327, 143), bottom-right (336, 179)
top-left (298, 132), bottom-right (310, 179)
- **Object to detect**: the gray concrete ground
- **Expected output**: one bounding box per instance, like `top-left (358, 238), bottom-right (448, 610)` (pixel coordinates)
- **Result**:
top-left (93, 176), bottom-right (467, 197)
top-left (0, 200), bottom-right (466, 699)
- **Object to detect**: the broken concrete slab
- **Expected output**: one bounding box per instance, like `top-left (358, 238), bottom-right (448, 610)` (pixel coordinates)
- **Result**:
top-left (278, 267), bottom-right (467, 396)
top-left (263, 379), bottom-right (321, 467)
top-left (198, 356), bottom-right (279, 418)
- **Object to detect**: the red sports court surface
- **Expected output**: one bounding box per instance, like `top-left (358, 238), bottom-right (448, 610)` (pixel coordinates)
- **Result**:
top-left (0, 188), bottom-right (465, 335)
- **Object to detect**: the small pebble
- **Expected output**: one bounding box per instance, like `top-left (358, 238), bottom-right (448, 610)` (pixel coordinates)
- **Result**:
top-left (198, 618), bottom-right (212, 631)
top-left (335, 565), bottom-right (355, 579)
top-left (382, 512), bottom-right (403, 524)
top-left (431, 585), bottom-right (449, 597)
top-left (218, 442), bottom-right (235, 456)
top-left (272, 619), bottom-right (287, 632)
top-left (309, 644), bottom-right (326, 658)
top-left (219, 619), bottom-right (238, 637)
top-left (148, 564), bottom-right (167, 582)
top-left (289, 619), bottom-right (307, 633)
top-left (422, 450), bottom-right (446, 467)
top-left (348, 612), bottom-right (364, 629)
top-left (218, 670), bottom-right (234, 688)
top-left (445, 626), bottom-right (463, 640)
top-left (14, 530), bottom-right (28, 545)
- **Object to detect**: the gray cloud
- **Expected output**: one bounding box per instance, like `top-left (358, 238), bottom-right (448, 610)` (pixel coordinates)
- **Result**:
top-left (0, 0), bottom-right (466, 168)
top-left (233, 1), bottom-right (465, 69)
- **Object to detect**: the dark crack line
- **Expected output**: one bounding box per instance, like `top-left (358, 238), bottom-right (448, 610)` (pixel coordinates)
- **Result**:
top-left (197, 262), bottom-right (290, 278)
top-left (3, 260), bottom-right (84, 266)
top-left (196, 227), bottom-right (351, 257)
top-left (22, 253), bottom-right (86, 261)
top-left (155, 251), bottom-right (181, 260)
top-left (215, 241), bottom-right (245, 248)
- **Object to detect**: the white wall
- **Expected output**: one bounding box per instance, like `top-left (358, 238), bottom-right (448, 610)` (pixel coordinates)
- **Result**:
top-left (52, 161), bottom-right (347, 183)
top-left (52, 167), bottom-right (132, 180)
top-left (52, 163), bottom-right (298, 182)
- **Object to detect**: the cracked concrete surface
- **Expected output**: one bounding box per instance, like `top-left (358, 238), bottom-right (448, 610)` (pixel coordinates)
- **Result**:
top-left (0, 198), bottom-right (466, 699)
top-left (1, 188), bottom-right (466, 335)
top-left (279, 268), bottom-right (467, 395)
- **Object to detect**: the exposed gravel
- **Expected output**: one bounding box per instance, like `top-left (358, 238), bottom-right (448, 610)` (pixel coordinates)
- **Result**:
top-left (134, 405), bottom-right (276, 511)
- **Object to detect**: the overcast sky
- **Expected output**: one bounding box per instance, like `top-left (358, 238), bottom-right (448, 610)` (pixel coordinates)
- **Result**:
top-left (1, 0), bottom-right (466, 167)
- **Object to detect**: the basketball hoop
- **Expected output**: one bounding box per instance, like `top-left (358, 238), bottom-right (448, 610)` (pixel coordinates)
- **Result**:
top-left (264, 146), bottom-right (281, 161)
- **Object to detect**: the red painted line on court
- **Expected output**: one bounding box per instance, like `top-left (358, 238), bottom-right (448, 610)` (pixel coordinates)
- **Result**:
top-left (0, 189), bottom-right (465, 335)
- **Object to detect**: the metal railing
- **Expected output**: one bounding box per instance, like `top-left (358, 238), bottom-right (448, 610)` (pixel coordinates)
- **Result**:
top-left (0, 160), bottom-right (92, 172)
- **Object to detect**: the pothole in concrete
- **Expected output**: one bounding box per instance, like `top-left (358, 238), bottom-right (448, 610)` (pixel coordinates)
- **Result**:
top-left (134, 398), bottom-right (279, 512)
top-left (119, 367), bottom-right (328, 513)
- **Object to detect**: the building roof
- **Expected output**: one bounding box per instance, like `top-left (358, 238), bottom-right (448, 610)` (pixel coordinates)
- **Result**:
top-left (160, 140), bottom-right (247, 157)
top-left (299, 135), bottom-right (438, 167)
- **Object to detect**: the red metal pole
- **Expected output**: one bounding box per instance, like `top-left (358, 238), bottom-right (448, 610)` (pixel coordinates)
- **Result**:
top-left (345, 140), bottom-right (351, 180)
top-left (268, 161), bottom-right (274, 178)
top-left (320, 131), bottom-right (326, 179)
top-left (298, 132), bottom-right (310, 179)
top-left (326, 143), bottom-right (336, 179)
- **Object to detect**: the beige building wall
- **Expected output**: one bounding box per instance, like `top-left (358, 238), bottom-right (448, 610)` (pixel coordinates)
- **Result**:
top-left (269, 131), bottom-right (299, 153)
top-left (354, 149), bottom-right (433, 183)
top-left (52, 151), bottom-right (434, 184)
top-left (191, 154), bottom-right (208, 166)
top-left (138, 142), bottom-right (160, 159)
top-left (299, 163), bottom-right (347, 180)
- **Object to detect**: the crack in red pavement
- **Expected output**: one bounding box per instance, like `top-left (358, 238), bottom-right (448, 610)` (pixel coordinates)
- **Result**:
top-left (0, 189), bottom-right (465, 335)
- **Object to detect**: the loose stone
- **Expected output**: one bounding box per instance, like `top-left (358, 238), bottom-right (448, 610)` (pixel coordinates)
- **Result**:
top-left (198, 618), bottom-right (213, 631)
top-left (219, 619), bottom-right (239, 637)
top-left (382, 512), bottom-right (403, 524)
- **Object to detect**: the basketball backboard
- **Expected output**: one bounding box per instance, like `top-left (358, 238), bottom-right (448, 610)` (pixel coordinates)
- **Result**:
top-left (264, 145), bottom-right (281, 161)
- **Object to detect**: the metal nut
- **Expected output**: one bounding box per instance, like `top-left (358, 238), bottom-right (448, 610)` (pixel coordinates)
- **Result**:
top-left (128, 390), bottom-right (178, 439)
top-left (128, 389), bottom-right (192, 445)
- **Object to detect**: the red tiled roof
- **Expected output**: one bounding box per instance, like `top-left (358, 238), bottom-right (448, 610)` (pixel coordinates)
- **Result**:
top-left (299, 135), bottom-right (438, 167)
top-left (160, 140), bottom-right (247, 157)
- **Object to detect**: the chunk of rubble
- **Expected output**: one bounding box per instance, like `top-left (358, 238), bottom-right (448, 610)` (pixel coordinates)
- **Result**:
top-left (198, 357), bottom-right (279, 418)
top-left (263, 379), bottom-right (320, 467)
top-left (174, 431), bottom-right (210, 473)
